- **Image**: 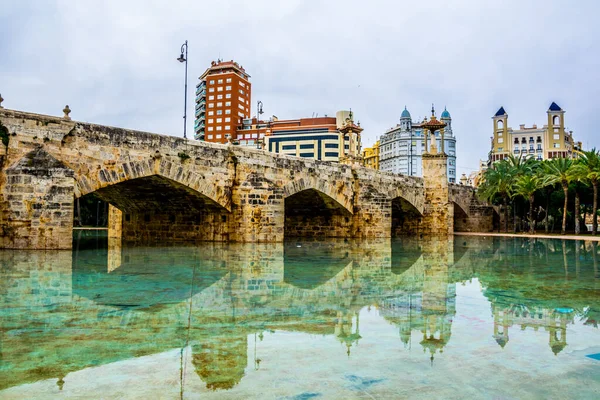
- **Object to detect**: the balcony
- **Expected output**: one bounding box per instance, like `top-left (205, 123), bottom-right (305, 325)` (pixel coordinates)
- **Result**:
top-left (194, 120), bottom-right (205, 129)
top-left (537, 148), bottom-right (542, 153)
top-left (529, 149), bottom-right (535, 154)
top-left (514, 150), bottom-right (520, 154)
top-left (195, 94), bottom-right (206, 102)
top-left (195, 108), bottom-right (205, 117)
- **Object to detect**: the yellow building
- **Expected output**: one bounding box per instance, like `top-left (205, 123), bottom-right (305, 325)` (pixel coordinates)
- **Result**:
top-left (489, 102), bottom-right (582, 163)
top-left (362, 140), bottom-right (380, 170)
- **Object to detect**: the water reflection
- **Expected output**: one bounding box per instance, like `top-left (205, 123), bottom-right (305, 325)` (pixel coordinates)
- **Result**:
top-left (0, 236), bottom-right (598, 396)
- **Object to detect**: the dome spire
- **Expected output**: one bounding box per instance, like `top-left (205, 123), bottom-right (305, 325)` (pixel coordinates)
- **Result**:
top-left (400, 106), bottom-right (411, 120)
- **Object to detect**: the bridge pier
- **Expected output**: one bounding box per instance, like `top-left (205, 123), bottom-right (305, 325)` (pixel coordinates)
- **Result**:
top-left (421, 153), bottom-right (453, 236)
top-left (1, 148), bottom-right (74, 249)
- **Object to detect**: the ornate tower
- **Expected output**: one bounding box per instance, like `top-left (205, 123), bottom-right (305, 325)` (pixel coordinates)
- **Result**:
top-left (338, 110), bottom-right (364, 166)
top-left (440, 106), bottom-right (452, 133)
top-left (400, 106), bottom-right (412, 131)
top-left (491, 107), bottom-right (508, 162)
top-left (546, 102), bottom-right (566, 158)
top-left (421, 106), bottom-right (453, 236)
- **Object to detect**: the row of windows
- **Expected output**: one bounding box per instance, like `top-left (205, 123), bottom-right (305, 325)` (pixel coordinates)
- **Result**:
top-left (207, 110), bottom-right (230, 116)
top-left (208, 86), bottom-right (250, 96)
top-left (208, 78), bottom-right (233, 84)
top-left (207, 118), bottom-right (232, 123)
top-left (206, 125), bottom-right (232, 131)
top-left (239, 133), bottom-right (265, 139)
top-left (208, 95), bottom-right (234, 102)
top-left (208, 93), bottom-right (232, 99)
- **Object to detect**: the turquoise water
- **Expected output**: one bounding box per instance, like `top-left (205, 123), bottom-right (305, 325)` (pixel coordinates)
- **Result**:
top-left (0, 234), bottom-right (599, 399)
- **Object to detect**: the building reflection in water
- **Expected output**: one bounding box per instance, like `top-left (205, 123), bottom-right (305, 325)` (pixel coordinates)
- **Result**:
top-left (0, 235), bottom-right (598, 393)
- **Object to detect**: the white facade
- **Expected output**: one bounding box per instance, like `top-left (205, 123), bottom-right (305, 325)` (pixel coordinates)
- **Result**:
top-left (379, 107), bottom-right (457, 183)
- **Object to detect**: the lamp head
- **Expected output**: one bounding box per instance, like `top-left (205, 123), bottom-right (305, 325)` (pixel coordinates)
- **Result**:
top-left (177, 54), bottom-right (186, 63)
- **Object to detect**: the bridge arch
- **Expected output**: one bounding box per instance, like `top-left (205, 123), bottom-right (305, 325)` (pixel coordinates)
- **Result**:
top-left (74, 159), bottom-right (232, 244)
top-left (387, 186), bottom-right (423, 216)
top-left (283, 179), bottom-right (353, 238)
top-left (74, 159), bottom-right (230, 211)
top-left (282, 178), bottom-right (353, 215)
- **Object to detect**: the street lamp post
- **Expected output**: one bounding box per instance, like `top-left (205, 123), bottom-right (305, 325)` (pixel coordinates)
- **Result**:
top-left (177, 40), bottom-right (188, 139)
top-left (256, 100), bottom-right (264, 149)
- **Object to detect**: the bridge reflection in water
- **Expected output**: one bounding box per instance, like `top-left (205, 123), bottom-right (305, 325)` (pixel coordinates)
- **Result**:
top-left (0, 236), bottom-right (598, 396)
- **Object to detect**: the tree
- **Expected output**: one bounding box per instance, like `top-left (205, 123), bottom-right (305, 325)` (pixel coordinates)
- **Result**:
top-left (545, 158), bottom-right (576, 234)
top-left (478, 161), bottom-right (513, 232)
top-left (573, 149), bottom-right (600, 235)
top-left (514, 174), bottom-right (545, 233)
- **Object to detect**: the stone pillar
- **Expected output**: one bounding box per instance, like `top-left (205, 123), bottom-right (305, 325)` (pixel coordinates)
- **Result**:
top-left (107, 204), bottom-right (122, 239)
top-left (1, 149), bottom-right (74, 249)
top-left (351, 167), bottom-right (392, 238)
top-left (421, 153), bottom-right (453, 236)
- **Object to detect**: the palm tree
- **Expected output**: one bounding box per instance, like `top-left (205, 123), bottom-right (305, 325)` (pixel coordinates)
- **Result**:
top-left (514, 174), bottom-right (545, 233)
top-left (478, 161), bottom-right (513, 232)
top-left (573, 149), bottom-right (600, 235)
top-left (545, 158), bottom-right (576, 234)
top-left (506, 154), bottom-right (537, 231)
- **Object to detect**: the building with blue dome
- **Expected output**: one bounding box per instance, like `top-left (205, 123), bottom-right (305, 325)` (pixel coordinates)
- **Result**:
top-left (379, 106), bottom-right (457, 182)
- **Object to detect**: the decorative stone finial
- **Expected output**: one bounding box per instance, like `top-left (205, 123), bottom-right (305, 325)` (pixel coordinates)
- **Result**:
top-left (0, 93), bottom-right (4, 108)
top-left (63, 105), bottom-right (71, 120)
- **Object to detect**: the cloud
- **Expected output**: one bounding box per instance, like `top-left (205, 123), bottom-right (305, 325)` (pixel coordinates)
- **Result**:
top-left (1, 0), bottom-right (599, 175)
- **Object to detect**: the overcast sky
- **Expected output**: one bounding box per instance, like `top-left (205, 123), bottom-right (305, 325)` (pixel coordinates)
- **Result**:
top-left (2, 0), bottom-right (599, 176)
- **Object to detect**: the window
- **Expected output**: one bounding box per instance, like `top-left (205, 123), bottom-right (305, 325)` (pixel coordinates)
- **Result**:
top-left (226, 78), bottom-right (232, 83)
top-left (240, 82), bottom-right (245, 87)
top-left (239, 89), bottom-right (244, 94)
top-left (498, 147), bottom-right (503, 151)
top-left (208, 127), bottom-right (214, 131)
top-left (251, 133), bottom-right (257, 138)
top-left (225, 101), bottom-right (231, 106)
top-left (225, 125), bottom-right (230, 130)
top-left (216, 134), bottom-right (222, 139)
top-left (217, 102), bottom-right (222, 107)
top-left (208, 119), bottom-right (214, 123)
top-left (207, 134), bottom-right (213, 139)
top-left (226, 94), bottom-right (232, 99)
top-left (218, 79), bottom-right (223, 84)
top-left (217, 94), bottom-right (223, 100)
top-left (209, 88), bottom-right (214, 92)
top-left (239, 96), bottom-right (245, 102)
top-left (238, 104), bottom-right (244, 110)
top-left (217, 110), bottom-right (223, 115)
top-left (238, 112), bottom-right (245, 117)
top-left (225, 109), bottom-right (231, 114)
top-left (216, 126), bottom-right (222, 131)
top-left (208, 95), bottom-right (214, 100)
top-left (225, 117), bottom-right (231, 122)
top-left (217, 87), bottom-right (223, 92)
top-left (209, 80), bottom-right (215, 84)
top-left (208, 103), bottom-right (214, 108)
top-left (554, 143), bottom-right (560, 148)
top-left (208, 111), bottom-right (214, 116)
top-left (226, 86), bottom-right (232, 91)
top-left (553, 134), bottom-right (560, 139)
top-left (498, 138), bottom-right (504, 143)
top-left (498, 131), bottom-right (503, 136)
top-left (216, 118), bottom-right (222, 123)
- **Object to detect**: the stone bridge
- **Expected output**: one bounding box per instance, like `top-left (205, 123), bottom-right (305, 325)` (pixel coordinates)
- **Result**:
top-left (0, 108), bottom-right (493, 249)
